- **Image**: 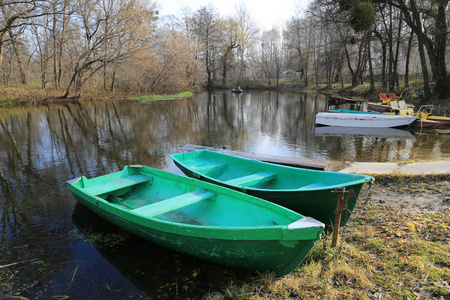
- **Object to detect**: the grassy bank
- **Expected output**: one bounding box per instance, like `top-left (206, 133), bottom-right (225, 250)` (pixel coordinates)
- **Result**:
top-left (127, 92), bottom-right (193, 101)
top-left (204, 175), bottom-right (450, 299)
top-left (0, 84), bottom-right (194, 107)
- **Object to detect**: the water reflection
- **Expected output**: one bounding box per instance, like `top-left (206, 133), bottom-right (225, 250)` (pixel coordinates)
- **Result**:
top-left (0, 91), bottom-right (449, 298)
top-left (314, 127), bottom-right (414, 138)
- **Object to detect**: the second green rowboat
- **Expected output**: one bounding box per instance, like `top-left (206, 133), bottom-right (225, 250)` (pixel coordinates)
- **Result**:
top-left (170, 150), bottom-right (374, 227)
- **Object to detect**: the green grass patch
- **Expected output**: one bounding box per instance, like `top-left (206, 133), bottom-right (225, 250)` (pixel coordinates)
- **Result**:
top-left (0, 96), bottom-right (16, 104)
top-left (128, 91), bottom-right (193, 101)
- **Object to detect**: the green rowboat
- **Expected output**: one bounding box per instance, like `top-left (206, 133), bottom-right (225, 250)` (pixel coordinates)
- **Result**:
top-left (170, 150), bottom-right (374, 227)
top-left (67, 165), bottom-right (324, 276)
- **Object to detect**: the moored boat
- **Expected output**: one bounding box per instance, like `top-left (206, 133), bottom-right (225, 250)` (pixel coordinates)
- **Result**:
top-left (315, 110), bottom-right (417, 128)
top-left (170, 150), bottom-right (374, 227)
top-left (388, 102), bottom-right (439, 129)
top-left (67, 165), bottom-right (324, 276)
top-left (414, 105), bottom-right (450, 128)
top-left (368, 93), bottom-right (414, 113)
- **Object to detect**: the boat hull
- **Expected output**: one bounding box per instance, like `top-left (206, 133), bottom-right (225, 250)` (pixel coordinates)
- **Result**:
top-left (368, 102), bottom-right (414, 113)
top-left (67, 166), bottom-right (324, 276)
top-left (411, 119), bottom-right (440, 129)
top-left (315, 112), bottom-right (417, 128)
top-left (170, 150), bottom-right (374, 227)
top-left (368, 102), bottom-right (393, 113)
top-left (427, 116), bottom-right (450, 128)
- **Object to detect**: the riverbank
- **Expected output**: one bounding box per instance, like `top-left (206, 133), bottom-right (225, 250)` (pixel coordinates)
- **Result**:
top-left (204, 173), bottom-right (450, 300)
top-left (0, 85), bottom-right (194, 107)
top-left (2, 81), bottom-right (449, 116)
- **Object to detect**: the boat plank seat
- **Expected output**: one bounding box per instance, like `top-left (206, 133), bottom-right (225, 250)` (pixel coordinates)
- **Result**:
top-left (224, 171), bottom-right (277, 187)
top-left (133, 190), bottom-right (215, 217)
top-left (298, 182), bottom-right (327, 190)
top-left (390, 100), bottom-right (399, 110)
top-left (188, 159), bottom-right (228, 173)
top-left (84, 174), bottom-right (153, 196)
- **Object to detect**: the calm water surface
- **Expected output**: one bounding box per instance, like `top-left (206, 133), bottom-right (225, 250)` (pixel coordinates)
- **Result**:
top-left (1, 91), bottom-right (449, 299)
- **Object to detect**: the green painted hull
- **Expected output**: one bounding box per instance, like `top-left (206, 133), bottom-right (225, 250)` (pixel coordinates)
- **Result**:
top-left (329, 109), bottom-right (381, 114)
top-left (170, 150), bottom-right (374, 227)
top-left (67, 165), bottom-right (324, 276)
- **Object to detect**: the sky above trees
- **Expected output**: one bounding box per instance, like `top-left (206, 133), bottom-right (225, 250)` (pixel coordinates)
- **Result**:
top-left (158, 0), bottom-right (311, 29)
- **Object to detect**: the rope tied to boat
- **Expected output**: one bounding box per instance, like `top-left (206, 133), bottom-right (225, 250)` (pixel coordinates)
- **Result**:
top-left (362, 177), bottom-right (375, 206)
top-left (332, 187), bottom-right (353, 216)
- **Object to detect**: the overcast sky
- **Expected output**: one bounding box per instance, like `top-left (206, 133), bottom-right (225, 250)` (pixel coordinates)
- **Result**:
top-left (158, 0), bottom-right (311, 29)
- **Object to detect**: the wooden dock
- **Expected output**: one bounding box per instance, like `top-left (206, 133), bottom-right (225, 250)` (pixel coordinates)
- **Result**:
top-left (329, 96), bottom-right (362, 104)
top-left (177, 144), bottom-right (328, 171)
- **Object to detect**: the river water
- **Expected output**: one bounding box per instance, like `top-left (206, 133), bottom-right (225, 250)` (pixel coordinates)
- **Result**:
top-left (1, 91), bottom-right (449, 299)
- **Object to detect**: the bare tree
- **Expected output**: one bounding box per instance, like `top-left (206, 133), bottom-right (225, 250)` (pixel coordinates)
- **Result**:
top-left (219, 17), bottom-right (239, 85)
top-left (124, 29), bottom-right (202, 94)
top-left (62, 0), bottom-right (157, 98)
top-left (0, 0), bottom-right (48, 83)
top-left (49, 0), bottom-right (74, 89)
top-left (284, 16), bottom-right (314, 86)
top-left (188, 4), bottom-right (221, 89)
top-left (235, 2), bottom-right (258, 80)
top-left (389, 0), bottom-right (449, 99)
top-left (259, 27), bottom-right (283, 87)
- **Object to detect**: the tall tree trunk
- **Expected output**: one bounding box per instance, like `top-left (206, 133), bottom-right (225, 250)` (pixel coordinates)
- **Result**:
top-left (374, 30), bottom-right (387, 90)
top-left (110, 70), bottom-right (116, 92)
top-left (8, 30), bottom-right (26, 84)
top-left (404, 29), bottom-right (414, 88)
top-left (417, 37), bottom-right (431, 99)
top-left (388, 4), bottom-right (394, 91)
top-left (428, 2), bottom-right (450, 98)
top-left (222, 58), bottom-right (227, 85)
top-left (393, 11), bottom-right (402, 88)
top-left (343, 40), bottom-right (357, 87)
top-left (395, 0), bottom-right (449, 99)
top-left (52, 8), bottom-right (58, 89)
top-left (0, 34), bottom-right (5, 83)
top-left (367, 33), bottom-right (375, 91)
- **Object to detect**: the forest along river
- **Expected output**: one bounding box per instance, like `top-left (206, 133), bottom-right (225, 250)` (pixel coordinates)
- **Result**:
top-left (1, 91), bottom-right (449, 299)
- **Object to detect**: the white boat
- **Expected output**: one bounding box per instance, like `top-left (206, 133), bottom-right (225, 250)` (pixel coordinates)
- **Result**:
top-left (315, 110), bottom-right (417, 128)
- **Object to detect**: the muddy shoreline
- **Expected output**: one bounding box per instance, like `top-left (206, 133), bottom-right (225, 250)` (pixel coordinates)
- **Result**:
top-left (361, 175), bottom-right (450, 213)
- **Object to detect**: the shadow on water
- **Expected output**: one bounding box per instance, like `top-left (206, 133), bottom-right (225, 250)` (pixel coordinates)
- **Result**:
top-left (67, 203), bottom-right (252, 299)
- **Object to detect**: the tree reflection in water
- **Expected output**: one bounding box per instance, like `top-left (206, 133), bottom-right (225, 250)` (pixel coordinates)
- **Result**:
top-left (0, 92), bottom-right (448, 298)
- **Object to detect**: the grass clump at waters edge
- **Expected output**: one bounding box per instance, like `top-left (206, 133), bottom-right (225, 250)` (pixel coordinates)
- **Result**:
top-left (204, 176), bottom-right (450, 300)
top-left (128, 91), bottom-right (193, 101)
